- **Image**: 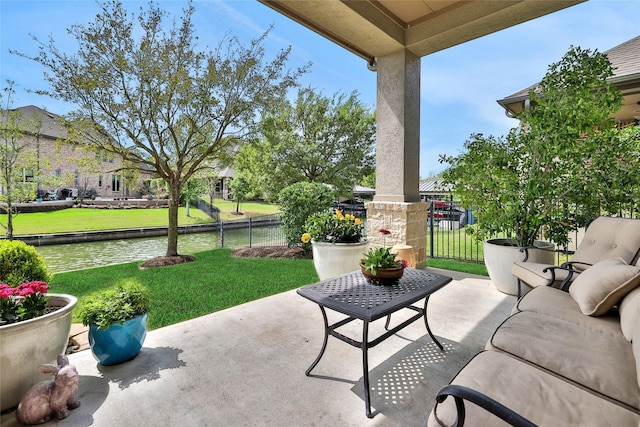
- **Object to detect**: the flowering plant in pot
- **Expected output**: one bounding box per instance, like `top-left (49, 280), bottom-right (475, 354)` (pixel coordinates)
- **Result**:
top-left (302, 208), bottom-right (367, 280)
top-left (360, 229), bottom-right (408, 285)
top-left (77, 279), bottom-right (150, 365)
top-left (0, 240), bottom-right (77, 412)
top-left (0, 281), bottom-right (50, 325)
top-left (302, 208), bottom-right (364, 244)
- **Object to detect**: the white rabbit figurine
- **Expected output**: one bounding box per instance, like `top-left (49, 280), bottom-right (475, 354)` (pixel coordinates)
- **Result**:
top-left (15, 355), bottom-right (80, 425)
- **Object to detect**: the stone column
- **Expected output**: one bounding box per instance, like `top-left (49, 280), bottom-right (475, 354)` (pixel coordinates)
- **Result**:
top-left (368, 49), bottom-right (428, 267)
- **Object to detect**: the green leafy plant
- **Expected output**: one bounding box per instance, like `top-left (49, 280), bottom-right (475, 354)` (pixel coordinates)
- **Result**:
top-left (303, 208), bottom-right (364, 244)
top-left (440, 46), bottom-right (632, 248)
top-left (359, 229), bottom-right (406, 275)
top-left (77, 279), bottom-right (150, 330)
top-left (0, 240), bottom-right (52, 286)
top-left (279, 182), bottom-right (335, 246)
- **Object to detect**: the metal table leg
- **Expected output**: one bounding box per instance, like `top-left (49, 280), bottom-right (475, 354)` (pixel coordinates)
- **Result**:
top-left (424, 295), bottom-right (443, 351)
top-left (362, 321), bottom-right (373, 418)
top-left (305, 305), bottom-right (330, 376)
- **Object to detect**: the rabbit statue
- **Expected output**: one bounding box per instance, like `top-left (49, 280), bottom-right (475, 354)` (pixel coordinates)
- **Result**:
top-left (15, 355), bottom-right (81, 425)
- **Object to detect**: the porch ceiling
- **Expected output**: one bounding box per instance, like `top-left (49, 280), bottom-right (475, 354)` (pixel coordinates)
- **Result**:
top-left (258, 0), bottom-right (584, 62)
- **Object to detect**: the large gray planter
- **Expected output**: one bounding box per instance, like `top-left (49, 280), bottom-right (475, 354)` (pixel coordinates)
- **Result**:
top-left (483, 239), bottom-right (555, 296)
top-left (0, 293), bottom-right (77, 411)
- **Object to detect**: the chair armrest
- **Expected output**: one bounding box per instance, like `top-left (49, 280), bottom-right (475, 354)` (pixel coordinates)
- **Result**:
top-left (542, 263), bottom-right (590, 291)
top-left (559, 260), bottom-right (592, 269)
top-left (435, 385), bottom-right (537, 427)
top-left (519, 246), bottom-right (555, 263)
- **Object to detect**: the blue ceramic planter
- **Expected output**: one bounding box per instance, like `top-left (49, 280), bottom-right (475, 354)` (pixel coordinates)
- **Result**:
top-left (88, 313), bottom-right (148, 365)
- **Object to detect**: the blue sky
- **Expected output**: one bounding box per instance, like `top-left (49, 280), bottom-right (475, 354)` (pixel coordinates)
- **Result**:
top-left (1, 0), bottom-right (639, 178)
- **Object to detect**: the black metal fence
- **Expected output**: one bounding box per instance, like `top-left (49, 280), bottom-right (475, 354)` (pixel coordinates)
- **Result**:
top-left (219, 213), bottom-right (286, 248)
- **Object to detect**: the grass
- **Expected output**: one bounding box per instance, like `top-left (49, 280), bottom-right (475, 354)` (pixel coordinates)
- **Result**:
top-left (427, 258), bottom-right (488, 276)
top-left (49, 248), bottom-right (318, 330)
top-left (8, 200), bottom-right (279, 235)
top-left (427, 228), bottom-right (485, 262)
top-left (211, 199), bottom-right (280, 221)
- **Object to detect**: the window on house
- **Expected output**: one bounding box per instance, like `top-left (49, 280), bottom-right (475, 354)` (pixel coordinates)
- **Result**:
top-left (55, 169), bottom-right (61, 177)
top-left (74, 170), bottom-right (79, 186)
top-left (111, 175), bottom-right (121, 192)
top-left (98, 175), bottom-right (103, 187)
top-left (22, 168), bottom-right (35, 182)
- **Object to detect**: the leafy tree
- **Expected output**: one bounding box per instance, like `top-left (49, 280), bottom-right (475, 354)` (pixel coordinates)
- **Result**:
top-left (229, 172), bottom-right (250, 214)
top-left (15, 1), bottom-right (305, 256)
top-left (180, 177), bottom-right (206, 217)
top-left (236, 87), bottom-right (376, 201)
top-left (0, 82), bottom-right (41, 239)
top-left (278, 182), bottom-right (335, 247)
top-left (441, 46), bottom-right (633, 247)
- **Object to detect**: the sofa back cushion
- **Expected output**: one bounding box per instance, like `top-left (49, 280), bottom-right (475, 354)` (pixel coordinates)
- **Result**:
top-left (574, 217), bottom-right (640, 266)
top-left (569, 257), bottom-right (640, 316)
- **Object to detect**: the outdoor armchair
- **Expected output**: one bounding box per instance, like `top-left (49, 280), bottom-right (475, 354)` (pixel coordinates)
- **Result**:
top-left (512, 216), bottom-right (640, 298)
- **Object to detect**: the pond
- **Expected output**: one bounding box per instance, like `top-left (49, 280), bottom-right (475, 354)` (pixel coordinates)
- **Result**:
top-left (35, 225), bottom-right (284, 273)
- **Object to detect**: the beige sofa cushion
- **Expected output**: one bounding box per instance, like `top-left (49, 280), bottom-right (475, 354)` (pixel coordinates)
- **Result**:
top-left (511, 261), bottom-right (571, 288)
top-left (574, 217), bottom-right (640, 266)
top-left (513, 285), bottom-right (623, 338)
top-left (487, 311), bottom-right (640, 410)
top-left (428, 351), bottom-right (640, 427)
top-left (569, 257), bottom-right (640, 316)
top-left (620, 286), bottom-right (640, 341)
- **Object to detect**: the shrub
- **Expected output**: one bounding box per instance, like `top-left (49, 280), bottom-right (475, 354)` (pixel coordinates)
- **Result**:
top-left (77, 279), bottom-right (150, 330)
top-left (0, 240), bottom-right (52, 287)
top-left (278, 182), bottom-right (335, 246)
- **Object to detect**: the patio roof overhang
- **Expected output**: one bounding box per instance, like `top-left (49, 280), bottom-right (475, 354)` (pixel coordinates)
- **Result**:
top-left (258, 0), bottom-right (584, 63)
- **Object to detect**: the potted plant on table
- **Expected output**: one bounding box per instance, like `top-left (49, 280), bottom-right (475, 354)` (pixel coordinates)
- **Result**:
top-left (439, 46), bottom-right (633, 295)
top-left (302, 208), bottom-right (367, 280)
top-left (0, 240), bottom-right (77, 412)
top-left (77, 279), bottom-right (150, 366)
top-left (359, 228), bottom-right (408, 285)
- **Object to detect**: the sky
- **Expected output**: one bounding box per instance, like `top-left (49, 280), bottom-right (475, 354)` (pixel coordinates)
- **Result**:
top-left (1, 0), bottom-right (639, 178)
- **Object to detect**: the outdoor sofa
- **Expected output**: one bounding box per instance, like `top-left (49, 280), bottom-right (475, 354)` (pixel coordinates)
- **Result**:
top-left (512, 216), bottom-right (640, 297)
top-left (429, 242), bottom-right (640, 425)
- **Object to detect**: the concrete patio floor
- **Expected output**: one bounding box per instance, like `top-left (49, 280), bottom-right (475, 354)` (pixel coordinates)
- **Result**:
top-left (2, 268), bottom-right (515, 427)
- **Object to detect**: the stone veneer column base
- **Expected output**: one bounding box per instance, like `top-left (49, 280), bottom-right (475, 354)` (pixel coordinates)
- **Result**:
top-left (365, 201), bottom-right (428, 268)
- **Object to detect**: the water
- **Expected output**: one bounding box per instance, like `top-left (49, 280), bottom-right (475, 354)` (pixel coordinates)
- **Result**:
top-left (35, 225), bottom-right (284, 273)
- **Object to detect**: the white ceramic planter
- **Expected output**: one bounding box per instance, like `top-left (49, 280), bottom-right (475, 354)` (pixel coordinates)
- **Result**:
top-left (311, 240), bottom-right (369, 280)
top-left (483, 239), bottom-right (555, 296)
top-left (0, 293), bottom-right (77, 411)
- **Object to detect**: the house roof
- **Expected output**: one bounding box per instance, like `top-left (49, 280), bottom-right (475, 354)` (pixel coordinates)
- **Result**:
top-left (258, 1), bottom-right (583, 63)
top-left (419, 177), bottom-right (452, 194)
top-left (0, 105), bottom-right (67, 140)
top-left (497, 35), bottom-right (640, 121)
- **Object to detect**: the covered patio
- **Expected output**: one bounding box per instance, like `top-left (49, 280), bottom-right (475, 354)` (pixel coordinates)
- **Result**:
top-left (2, 269), bottom-right (514, 426)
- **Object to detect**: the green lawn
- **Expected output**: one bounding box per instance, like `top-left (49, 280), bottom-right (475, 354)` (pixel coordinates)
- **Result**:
top-left (50, 248), bottom-right (318, 330)
top-left (7, 200), bottom-right (279, 235)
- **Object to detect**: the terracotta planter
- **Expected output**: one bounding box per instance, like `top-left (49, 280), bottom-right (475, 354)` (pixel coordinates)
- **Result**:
top-left (0, 293), bottom-right (77, 411)
top-left (483, 239), bottom-right (555, 296)
top-left (89, 313), bottom-right (148, 366)
top-left (359, 263), bottom-right (404, 286)
top-left (311, 240), bottom-right (369, 280)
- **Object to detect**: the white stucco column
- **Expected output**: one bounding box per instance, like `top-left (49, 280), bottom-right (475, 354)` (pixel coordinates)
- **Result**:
top-left (367, 49), bottom-right (428, 268)
top-left (374, 49), bottom-right (420, 203)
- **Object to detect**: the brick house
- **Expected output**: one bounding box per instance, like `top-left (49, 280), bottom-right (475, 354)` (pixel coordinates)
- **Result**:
top-left (2, 105), bottom-right (146, 199)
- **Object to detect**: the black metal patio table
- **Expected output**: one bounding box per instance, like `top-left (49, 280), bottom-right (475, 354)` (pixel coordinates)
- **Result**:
top-left (297, 267), bottom-right (452, 418)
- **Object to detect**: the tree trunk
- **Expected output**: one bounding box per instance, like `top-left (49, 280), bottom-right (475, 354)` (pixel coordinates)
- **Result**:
top-left (166, 187), bottom-right (180, 256)
top-left (6, 206), bottom-right (14, 240)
